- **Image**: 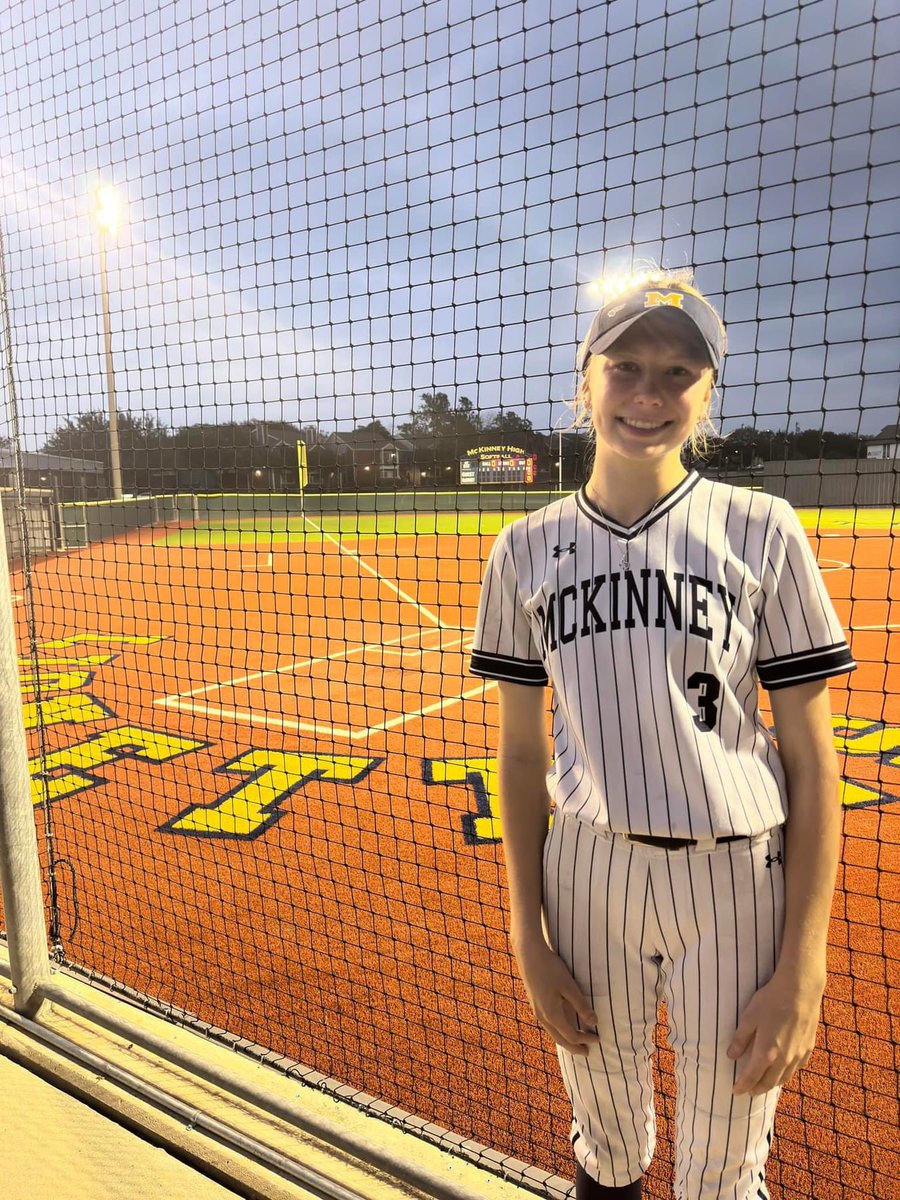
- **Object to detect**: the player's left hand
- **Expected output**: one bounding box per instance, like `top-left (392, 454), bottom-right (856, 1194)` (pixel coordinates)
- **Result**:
top-left (727, 967), bottom-right (825, 1096)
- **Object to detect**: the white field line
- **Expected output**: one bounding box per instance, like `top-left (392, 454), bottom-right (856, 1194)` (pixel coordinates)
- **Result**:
top-left (354, 681), bottom-right (495, 738)
top-left (818, 558), bottom-right (851, 571)
top-left (155, 627), bottom-right (482, 740)
top-left (158, 678), bottom-right (493, 741)
top-left (155, 626), bottom-right (466, 704)
top-left (300, 513), bottom-right (444, 628)
top-left (156, 701), bottom-right (329, 735)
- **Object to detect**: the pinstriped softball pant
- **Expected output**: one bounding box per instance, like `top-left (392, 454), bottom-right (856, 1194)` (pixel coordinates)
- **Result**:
top-left (543, 814), bottom-right (786, 1200)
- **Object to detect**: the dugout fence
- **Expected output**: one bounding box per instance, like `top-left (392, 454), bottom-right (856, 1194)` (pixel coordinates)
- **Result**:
top-left (0, 488), bottom-right (58, 561)
top-left (1, 2), bottom-right (898, 1198)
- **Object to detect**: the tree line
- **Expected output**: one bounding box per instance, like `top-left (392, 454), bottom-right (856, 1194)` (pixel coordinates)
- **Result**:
top-left (37, 394), bottom-right (870, 498)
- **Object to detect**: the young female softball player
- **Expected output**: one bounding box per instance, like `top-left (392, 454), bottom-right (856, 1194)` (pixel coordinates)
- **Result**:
top-left (470, 271), bottom-right (855, 1200)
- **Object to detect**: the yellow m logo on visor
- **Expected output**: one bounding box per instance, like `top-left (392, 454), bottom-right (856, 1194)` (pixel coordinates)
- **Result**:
top-left (644, 291), bottom-right (684, 309)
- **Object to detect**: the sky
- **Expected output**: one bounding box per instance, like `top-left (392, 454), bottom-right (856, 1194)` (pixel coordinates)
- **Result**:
top-left (0, 0), bottom-right (897, 449)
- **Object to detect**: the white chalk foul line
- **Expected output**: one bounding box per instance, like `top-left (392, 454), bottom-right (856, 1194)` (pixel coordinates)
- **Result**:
top-left (155, 624), bottom-right (484, 741)
top-left (300, 513), bottom-right (444, 628)
top-left (818, 558), bottom-right (851, 571)
top-left (158, 677), bottom-right (493, 742)
top-left (154, 700), bottom-right (317, 734)
top-left (352, 681), bottom-right (495, 738)
top-left (155, 626), bottom-right (466, 704)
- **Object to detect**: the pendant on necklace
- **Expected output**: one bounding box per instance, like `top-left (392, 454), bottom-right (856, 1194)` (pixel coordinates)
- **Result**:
top-left (620, 552), bottom-right (630, 572)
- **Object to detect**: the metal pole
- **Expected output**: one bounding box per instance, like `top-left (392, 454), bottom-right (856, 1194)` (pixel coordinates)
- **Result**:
top-left (0, 1003), bottom-right (372, 1200)
top-left (30, 975), bottom-right (517, 1200)
top-left (98, 234), bottom-right (123, 500)
top-left (0, 219), bottom-right (50, 1017)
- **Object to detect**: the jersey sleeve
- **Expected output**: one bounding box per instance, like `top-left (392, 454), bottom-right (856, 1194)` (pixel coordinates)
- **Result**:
top-left (755, 502), bottom-right (856, 691)
top-left (469, 525), bottom-right (549, 687)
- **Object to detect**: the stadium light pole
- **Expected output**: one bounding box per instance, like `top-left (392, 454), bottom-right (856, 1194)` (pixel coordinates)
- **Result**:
top-left (95, 186), bottom-right (124, 500)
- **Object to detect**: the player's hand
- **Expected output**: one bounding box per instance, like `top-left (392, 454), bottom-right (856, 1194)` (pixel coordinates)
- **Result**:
top-left (512, 933), bottom-right (600, 1056)
top-left (727, 968), bottom-right (825, 1096)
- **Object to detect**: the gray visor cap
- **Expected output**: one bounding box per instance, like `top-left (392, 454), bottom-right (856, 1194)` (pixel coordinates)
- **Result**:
top-left (576, 286), bottom-right (725, 375)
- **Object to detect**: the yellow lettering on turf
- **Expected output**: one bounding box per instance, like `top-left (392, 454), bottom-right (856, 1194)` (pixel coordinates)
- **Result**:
top-left (22, 694), bottom-right (111, 731)
top-left (427, 758), bottom-right (501, 843)
top-left (839, 779), bottom-right (885, 807)
top-left (31, 726), bottom-right (205, 807)
top-left (22, 655), bottom-right (116, 667)
top-left (831, 716), bottom-right (900, 806)
top-left (833, 716), bottom-right (900, 763)
top-left (832, 715), bottom-right (881, 745)
top-left (20, 670), bottom-right (93, 694)
top-left (38, 635), bottom-right (164, 648)
top-left (166, 749), bottom-right (378, 837)
top-left (94, 727), bottom-right (204, 759)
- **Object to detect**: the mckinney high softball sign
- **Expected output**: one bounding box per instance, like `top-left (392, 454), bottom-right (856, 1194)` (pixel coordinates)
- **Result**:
top-left (460, 444), bottom-right (536, 485)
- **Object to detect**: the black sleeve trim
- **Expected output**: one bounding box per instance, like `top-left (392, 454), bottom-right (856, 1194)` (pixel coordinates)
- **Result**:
top-left (757, 642), bottom-right (856, 690)
top-left (469, 650), bottom-right (549, 686)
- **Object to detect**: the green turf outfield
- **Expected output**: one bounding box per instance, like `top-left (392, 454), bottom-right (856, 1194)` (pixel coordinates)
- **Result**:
top-left (158, 510), bottom-right (520, 545)
top-left (157, 505), bottom-right (899, 548)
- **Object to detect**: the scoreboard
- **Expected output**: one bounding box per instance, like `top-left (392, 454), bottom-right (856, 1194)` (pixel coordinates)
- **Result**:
top-left (460, 445), bottom-right (537, 485)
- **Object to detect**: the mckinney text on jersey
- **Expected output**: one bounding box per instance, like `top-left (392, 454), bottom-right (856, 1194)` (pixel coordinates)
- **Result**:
top-left (535, 568), bottom-right (738, 654)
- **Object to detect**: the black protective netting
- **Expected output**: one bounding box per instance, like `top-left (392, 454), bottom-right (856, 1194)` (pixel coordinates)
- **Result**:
top-left (0, 2), bottom-right (898, 1197)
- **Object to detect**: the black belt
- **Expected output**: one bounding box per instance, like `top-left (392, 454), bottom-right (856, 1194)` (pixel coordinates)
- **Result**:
top-left (622, 833), bottom-right (747, 850)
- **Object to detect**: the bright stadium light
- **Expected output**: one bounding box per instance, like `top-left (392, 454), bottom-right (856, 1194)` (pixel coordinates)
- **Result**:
top-left (94, 185), bottom-right (121, 235)
top-left (587, 269), bottom-right (650, 301)
top-left (93, 185), bottom-right (124, 499)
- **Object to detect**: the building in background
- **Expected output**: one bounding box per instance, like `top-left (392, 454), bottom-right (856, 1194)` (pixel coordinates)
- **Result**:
top-left (866, 425), bottom-right (900, 459)
top-left (324, 426), bottom-right (416, 489)
top-left (0, 450), bottom-right (106, 502)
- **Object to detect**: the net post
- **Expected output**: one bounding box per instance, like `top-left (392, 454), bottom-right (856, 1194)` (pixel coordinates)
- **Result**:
top-left (0, 502), bottom-right (50, 1016)
top-left (0, 213), bottom-right (50, 1015)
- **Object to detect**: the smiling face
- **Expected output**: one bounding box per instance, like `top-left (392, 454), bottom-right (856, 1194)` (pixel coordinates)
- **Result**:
top-left (580, 309), bottom-right (715, 467)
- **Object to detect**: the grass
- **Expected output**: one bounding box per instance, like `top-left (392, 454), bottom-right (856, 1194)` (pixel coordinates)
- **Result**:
top-left (157, 510), bottom-right (518, 546)
top-left (157, 505), bottom-right (900, 548)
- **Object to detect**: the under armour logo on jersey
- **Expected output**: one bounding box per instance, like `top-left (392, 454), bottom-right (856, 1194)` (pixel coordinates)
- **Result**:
top-left (765, 851), bottom-right (783, 868)
top-left (644, 290), bottom-right (684, 309)
top-left (553, 542), bottom-right (576, 558)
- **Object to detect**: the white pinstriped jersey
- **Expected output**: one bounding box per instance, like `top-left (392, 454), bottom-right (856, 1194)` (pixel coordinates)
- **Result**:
top-left (470, 472), bottom-right (855, 839)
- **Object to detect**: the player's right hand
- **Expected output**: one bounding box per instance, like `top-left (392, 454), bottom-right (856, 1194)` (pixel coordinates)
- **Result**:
top-left (512, 935), bottom-right (600, 1056)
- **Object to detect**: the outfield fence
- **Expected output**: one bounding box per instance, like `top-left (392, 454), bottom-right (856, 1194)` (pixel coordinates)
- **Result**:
top-left (54, 457), bottom-right (900, 552)
top-left (57, 488), bottom-right (570, 548)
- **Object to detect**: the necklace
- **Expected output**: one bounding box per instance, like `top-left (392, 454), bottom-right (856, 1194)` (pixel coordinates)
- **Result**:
top-left (592, 492), bottom-right (669, 573)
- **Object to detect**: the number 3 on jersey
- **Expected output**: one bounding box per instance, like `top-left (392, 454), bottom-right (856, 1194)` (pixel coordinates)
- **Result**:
top-left (688, 671), bottom-right (721, 731)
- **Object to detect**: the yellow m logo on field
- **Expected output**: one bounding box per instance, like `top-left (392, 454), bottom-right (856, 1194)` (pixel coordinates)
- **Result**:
top-left (644, 291), bottom-right (684, 309)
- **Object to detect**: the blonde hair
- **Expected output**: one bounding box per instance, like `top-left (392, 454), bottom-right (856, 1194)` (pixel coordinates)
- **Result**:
top-left (571, 265), bottom-right (724, 459)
